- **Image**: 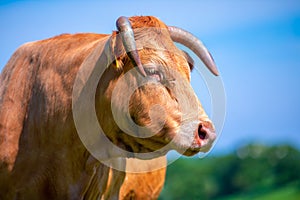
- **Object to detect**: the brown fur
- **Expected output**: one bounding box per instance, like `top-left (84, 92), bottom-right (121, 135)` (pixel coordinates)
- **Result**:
top-left (0, 33), bottom-right (109, 199)
top-left (0, 16), bottom-right (213, 199)
top-left (103, 157), bottom-right (166, 200)
top-left (120, 157), bottom-right (166, 200)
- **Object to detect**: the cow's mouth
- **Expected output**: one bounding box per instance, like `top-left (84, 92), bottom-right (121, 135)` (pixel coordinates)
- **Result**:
top-left (129, 122), bottom-right (216, 158)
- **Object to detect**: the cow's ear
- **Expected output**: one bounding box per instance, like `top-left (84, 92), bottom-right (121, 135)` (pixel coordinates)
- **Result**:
top-left (181, 50), bottom-right (194, 71)
top-left (110, 31), bottom-right (126, 70)
top-left (112, 56), bottom-right (124, 70)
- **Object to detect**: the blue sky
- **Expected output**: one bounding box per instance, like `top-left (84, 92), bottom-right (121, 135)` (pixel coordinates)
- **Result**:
top-left (0, 0), bottom-right (300, 154)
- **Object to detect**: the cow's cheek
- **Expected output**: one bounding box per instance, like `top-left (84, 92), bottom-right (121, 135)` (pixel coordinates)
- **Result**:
top-left (129, 85), bottom-right (180, 133)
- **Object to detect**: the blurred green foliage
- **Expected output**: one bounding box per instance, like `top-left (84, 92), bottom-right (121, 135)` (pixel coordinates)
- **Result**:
top-left (159, 144), bottom-right (300, 200)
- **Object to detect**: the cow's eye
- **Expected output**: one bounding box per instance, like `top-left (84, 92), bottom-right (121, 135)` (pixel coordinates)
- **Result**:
top-left (144, 66), bottom-right (164, 82)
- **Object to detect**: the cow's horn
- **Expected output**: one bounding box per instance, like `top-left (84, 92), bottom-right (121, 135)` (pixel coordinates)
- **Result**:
top-left (168, 26), bottom-right (219, 76)
top-left (116, 16), bottom-right (147, 77)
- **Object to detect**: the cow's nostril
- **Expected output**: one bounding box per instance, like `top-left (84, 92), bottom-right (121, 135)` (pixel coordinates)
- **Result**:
top-left (198, 125), bottom-right (207, 140)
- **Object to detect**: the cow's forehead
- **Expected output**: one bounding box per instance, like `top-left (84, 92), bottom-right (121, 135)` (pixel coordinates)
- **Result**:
top-left (133, 27), bottom-right (176, 51)
top-left (111, 27), bottom-right (181, 58)
top-left (138, 48), bottom-right (191, 81)
top-left (111, 26), bottom-right (191, 80)
top-left (132, 27), bottom-right (187, 64)
top-left (135, 29), bottom-right (191, 80)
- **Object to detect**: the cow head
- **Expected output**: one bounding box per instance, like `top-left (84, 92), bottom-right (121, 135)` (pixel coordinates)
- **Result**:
top-left (96, 16), bottom-right (218, 158)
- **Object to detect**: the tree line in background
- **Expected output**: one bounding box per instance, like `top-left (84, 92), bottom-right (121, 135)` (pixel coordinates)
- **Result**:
top-left (159, 144), bottom-right (300, 200)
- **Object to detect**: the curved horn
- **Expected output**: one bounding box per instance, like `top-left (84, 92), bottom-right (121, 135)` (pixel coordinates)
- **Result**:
top-left (116, 16), bottom-right (146, 77)
top-left (168, 26), bottom-right (219, 76)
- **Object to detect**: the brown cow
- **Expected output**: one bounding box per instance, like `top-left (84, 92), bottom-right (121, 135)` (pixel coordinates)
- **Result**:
top-left (0, 16), bottom-right (218, 199)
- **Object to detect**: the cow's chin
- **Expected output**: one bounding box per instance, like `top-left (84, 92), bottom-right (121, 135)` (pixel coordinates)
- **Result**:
top-left (117, 119), bottom-right (215, 159)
